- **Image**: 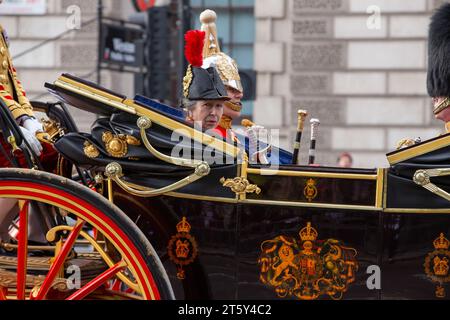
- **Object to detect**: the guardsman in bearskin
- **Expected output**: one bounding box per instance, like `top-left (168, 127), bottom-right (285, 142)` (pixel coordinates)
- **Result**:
top-left (428, 3), bottom-right (450, 134)
top-left (397, 4), bottom-right (450, 150)
top-left (199, 10), bottom-right (244, 140)
top-left (183, 30), bottom-right (230, 131)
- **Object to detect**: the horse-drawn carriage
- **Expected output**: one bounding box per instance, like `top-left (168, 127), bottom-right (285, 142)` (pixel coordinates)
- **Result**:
top-left (0, 74), bottom-right (448, 300)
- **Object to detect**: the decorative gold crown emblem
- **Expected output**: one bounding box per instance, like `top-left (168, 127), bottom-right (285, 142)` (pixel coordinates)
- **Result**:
top-left (299, 222), bottom-right (318, 242)
top-left (176, 217), bottom-right (191, 234)
top-left (434, 233), bottom-right (450, 250)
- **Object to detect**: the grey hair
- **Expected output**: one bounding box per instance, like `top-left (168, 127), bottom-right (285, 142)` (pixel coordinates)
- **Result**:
top-left (182, 98), bottom-right (198, 111)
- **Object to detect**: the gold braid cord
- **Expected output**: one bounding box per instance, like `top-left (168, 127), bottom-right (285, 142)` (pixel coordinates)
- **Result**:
top-left (183, 65), bottom-right (193, 98)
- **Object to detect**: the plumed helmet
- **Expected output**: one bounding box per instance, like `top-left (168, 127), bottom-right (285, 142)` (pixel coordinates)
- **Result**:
top-left (199, 9), bottom-right (243, 93)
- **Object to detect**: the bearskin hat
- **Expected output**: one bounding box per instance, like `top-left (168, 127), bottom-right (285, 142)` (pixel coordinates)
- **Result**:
top-left (427, 3), bottom-right (450, 98)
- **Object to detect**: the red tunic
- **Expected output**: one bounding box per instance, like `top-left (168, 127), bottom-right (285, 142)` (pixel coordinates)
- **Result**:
top-left (0, 133), bottom-right (58, 172)
top-left (214, 125), bottom-right (227, 139)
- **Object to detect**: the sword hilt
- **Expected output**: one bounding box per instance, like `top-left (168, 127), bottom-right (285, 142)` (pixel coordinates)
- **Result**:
top-left (309, 118), bottom-right (320, 165)
top-left (241, 119), bottom-right (270, 164)
top-left (292, 109), bottom-right (308, 165)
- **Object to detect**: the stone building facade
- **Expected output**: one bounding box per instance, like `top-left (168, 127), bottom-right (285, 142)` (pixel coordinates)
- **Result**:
top-left (254, 0), bottom-right (446, 168)
top-left (3, 0), bottom-right (136, 132)
top-left (4, 0), bottom-right (447, 168)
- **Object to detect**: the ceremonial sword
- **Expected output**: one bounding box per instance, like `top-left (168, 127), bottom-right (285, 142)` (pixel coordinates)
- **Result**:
top-left (308, 118), bottom-right (320, 166)
top-left (292, 109), bottom-right (308, 165)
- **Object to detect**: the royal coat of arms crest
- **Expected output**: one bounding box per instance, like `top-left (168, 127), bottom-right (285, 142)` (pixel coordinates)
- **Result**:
top-left (258, 222), bottom-right (358, 300)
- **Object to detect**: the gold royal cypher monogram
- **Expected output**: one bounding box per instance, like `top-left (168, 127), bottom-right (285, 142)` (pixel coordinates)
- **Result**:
top-left (424, 233), bottom-right (450, 298)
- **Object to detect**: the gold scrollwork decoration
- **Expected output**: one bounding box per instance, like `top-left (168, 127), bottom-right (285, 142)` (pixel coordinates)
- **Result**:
top-left (424, 233), bottom-right (450, 298)
top-left (220, 177), bottom-right (261, 196)
top-left (258, 222), bottom-right (358, 300)
top-left (0, 268), bottom-right (68, 293)
top-left (46, 224), bottom-right (139, 293)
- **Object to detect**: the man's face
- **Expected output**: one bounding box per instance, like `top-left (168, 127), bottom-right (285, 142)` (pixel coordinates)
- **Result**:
top-left (436, 107), bottom-right (450, 122)
top-left (223, 86), bottom-right (244, 119)
top-left (189, 100), bottom-right (224, 130)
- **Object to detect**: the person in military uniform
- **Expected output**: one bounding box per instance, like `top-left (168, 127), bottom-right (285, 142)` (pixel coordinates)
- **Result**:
top-left (386, 2), bottom-right (450, 212)
top-left (199, 10), bottom-right (244, 139)
top-left (0, 15), bottom-right (51, 165)
top-left (0, 3), bottom-right (55, 244)
top-left (197, 10), bottom-right (294, 165)
top-left (428, 3), bottom-right (450, 134)
top-left (183, 30), bottom-right (229, 131)
top-left (396, 4), bottom-right (450, 151)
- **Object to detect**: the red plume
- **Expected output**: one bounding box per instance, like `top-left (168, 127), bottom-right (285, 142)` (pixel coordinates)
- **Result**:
top-left (184, 30), bottom-right (205, 67)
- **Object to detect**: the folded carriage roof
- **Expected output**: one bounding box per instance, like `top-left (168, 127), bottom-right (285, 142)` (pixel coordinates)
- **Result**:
top-left (45, 73), bottom-right (240, 158)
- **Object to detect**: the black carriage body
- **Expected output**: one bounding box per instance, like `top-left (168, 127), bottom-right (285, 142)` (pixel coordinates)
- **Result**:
top-left (47, 74), bottom-right (450, 300)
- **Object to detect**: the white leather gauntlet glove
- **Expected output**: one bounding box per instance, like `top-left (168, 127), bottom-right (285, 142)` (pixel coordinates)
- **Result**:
top-left (23, 118), bottom-right (44, 136)
top-left (19, 126), bottom-right (42, 156)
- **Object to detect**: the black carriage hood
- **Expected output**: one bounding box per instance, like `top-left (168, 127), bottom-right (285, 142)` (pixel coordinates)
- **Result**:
top-left (47, 74), bottom-right (239, 199)
top-left (386, 133), bottom-right (450, 209)
top-left (54, 112), bottom-right (237, 198)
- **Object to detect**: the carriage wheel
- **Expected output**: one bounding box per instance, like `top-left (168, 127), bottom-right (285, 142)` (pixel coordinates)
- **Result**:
top-left (0, 168), bottom-right (174, 300)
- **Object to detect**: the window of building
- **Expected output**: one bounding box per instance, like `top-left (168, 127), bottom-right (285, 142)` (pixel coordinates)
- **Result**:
top-left (191, 0), bottom-right (255, 122)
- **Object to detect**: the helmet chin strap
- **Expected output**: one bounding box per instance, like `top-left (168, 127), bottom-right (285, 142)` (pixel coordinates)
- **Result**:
top-left (218, 115), bottom-right (233, 130)
top-left (434, 97), bottom-right (450, 115)
top-left (225, 101), bottom-right (242, 112)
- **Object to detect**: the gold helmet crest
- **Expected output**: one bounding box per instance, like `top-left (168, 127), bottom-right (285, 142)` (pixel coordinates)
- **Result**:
top-left (200, 9), bottom-right (243, 93)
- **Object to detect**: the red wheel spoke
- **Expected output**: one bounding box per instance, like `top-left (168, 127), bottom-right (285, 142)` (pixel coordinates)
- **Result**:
top-left (16, 201), bottom-right (29, 300)
top-left (67, 261), bottom-right (127, 301)
top-left (0, 175), bottom-right (163, 300)
top-left (33, 219), bottom-right (85, 300)
top-left (0, 287), bottom-right (7, 300)
top-left (110, 279), bottom-right (121, 291)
